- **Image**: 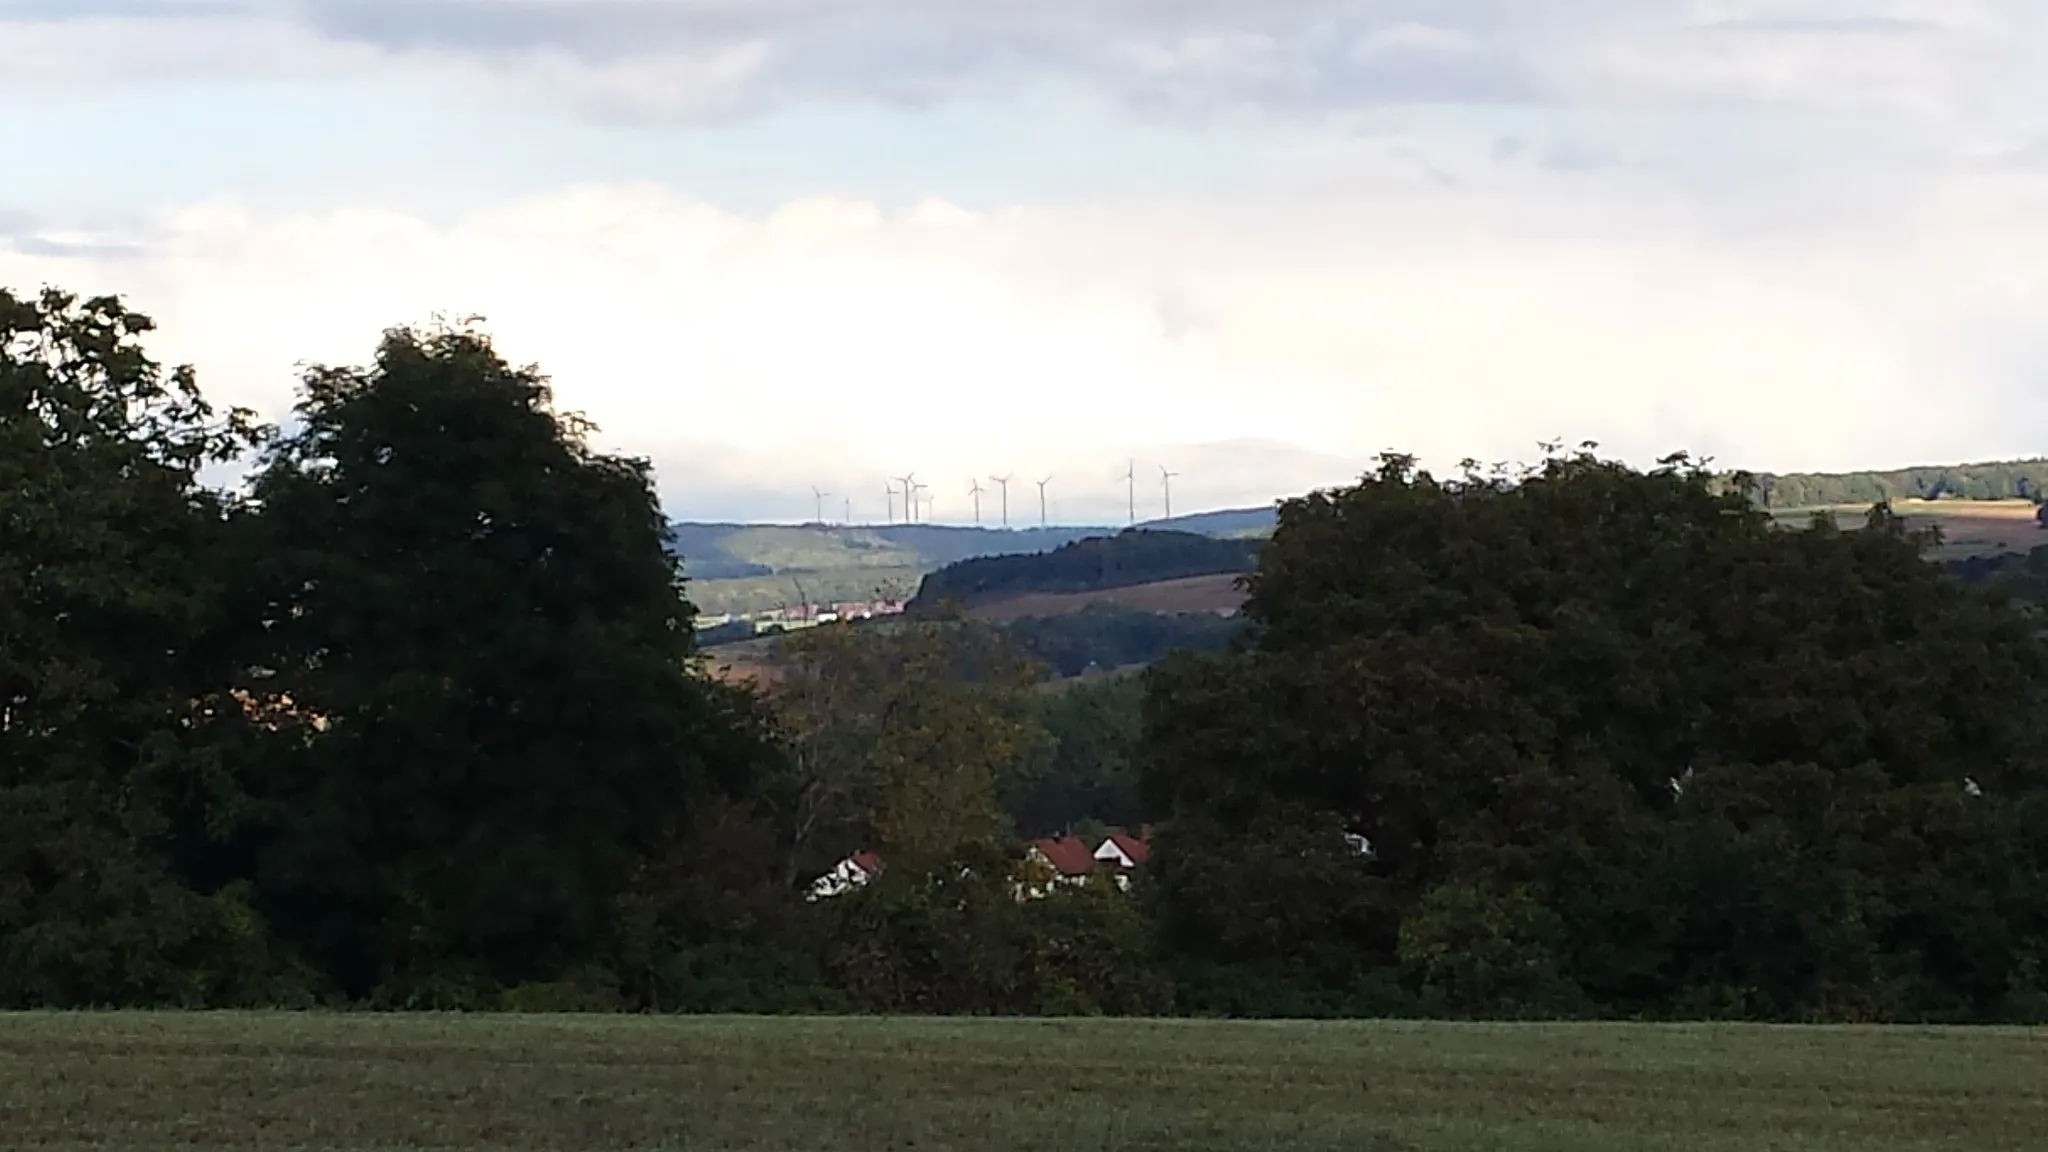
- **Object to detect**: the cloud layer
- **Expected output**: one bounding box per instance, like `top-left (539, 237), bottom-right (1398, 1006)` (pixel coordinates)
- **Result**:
top-left (7, 1), bottom-right (2048, 521)
top-left (3, 0), bottom-right (2027, 123)
top-left (8, 158), bottom-right (2047, 520)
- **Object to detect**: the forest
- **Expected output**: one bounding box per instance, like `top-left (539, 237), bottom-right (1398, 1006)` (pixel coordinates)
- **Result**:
top-left (1758, 459), bottom-right (2048, 508)
top-left (7, 285), bottom-right (2048, 1021)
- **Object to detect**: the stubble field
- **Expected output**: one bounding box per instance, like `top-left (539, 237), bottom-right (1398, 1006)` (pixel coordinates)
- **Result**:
top-left (2, 1013), bottom-right (2043, 1151)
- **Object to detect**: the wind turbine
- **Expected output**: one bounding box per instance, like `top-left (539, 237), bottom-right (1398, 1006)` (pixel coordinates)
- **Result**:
top-left (1035, 475), bottom-right (1051, 528)
top-left (967, 478), bottom-right (987, 525)
top-left (1123, 459), bottom-right (1136, 526)
top-left (912, 481), bottom-right (930, 524)
top-left (1159, 465), bottom-right (1179, 522)
top-left (988, 474), bottom-right (1013, 528)
top-left (843, 496), bottom-right (851, 526)
top-left (893, 473), bottom-right (917, 523)
top-left (885, 482), bottom-right (897, 525)
top-left (811, 485), bottom-right (831, 524)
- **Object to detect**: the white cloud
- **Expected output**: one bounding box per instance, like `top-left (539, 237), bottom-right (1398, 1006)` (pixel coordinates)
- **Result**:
top-left (8, 167), bottom-right (2048, 521)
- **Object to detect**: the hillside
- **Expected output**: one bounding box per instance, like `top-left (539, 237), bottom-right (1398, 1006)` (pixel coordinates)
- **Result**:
top-left (671, 522), bottom-right (1114, 614)
top-left (909, 529), bottom-right (1262, 613)
top-left (674, 517), bottom-right (1273, 616)
top-left (967, 573), bottom-right (1247, 622)
top-left (1135, 506), bottom-right (1278, 537)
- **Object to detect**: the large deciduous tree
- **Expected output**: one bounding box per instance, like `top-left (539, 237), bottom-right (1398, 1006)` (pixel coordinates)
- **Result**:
top-left (224, 324), bottom-right (762, 1003)
top-left (1142, 450), bottom-right (2048, 1021)
top-left (768, 616), bottom-right (1046, 879)
top-left (0, 288), bottom-right (279, 1007)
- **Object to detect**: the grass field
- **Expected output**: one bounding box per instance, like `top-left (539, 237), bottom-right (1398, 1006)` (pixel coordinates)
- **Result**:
top-left (3, 1014), bottom-right (2042, 1151)
top-left (1770, 499), bottom-right (2044, 561)
top-left (967, 573), bottom-right (1248, 623)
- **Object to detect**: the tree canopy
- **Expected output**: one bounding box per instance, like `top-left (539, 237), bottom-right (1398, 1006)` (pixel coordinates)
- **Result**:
top-left (213, 324), bottom-right (769, 1005)
top-left (1143, 452), bottom-right (2048, 1020)
top-left (0, 288), bottom-right (276, 1006)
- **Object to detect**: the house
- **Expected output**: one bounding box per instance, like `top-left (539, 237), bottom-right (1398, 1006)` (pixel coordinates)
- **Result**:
top-left (1015, 835), bottom-right (1097, 899)
top-left (1090, 828), bottom-right (1152, 890)
top-left (807, 850), bottom-right (884, 901)
top-left (1092, 828), bottom-right (1151, 870)
top-left (1028, 835), bottom-right (1097, 880)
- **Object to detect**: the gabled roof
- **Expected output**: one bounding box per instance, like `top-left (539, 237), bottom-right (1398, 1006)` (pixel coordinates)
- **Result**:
top-left (849, 850), bottom-right (884, 876)
top-left (1030, 836), bottom-right (1097, 877)
top-left (1102, 829), bottom-right (1150, 866)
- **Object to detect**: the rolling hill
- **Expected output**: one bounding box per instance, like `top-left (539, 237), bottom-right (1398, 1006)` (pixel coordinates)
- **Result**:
top-left (671, 514), bottom-right (1275, 616)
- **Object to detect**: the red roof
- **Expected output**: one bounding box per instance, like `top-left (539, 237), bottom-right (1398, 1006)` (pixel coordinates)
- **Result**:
top-left (1104, 830), bottom-right (1150, 866)
top-left (1031, 836), bottom-right (1096, 877)
top-left (850, 850), bottom-right (884, 876)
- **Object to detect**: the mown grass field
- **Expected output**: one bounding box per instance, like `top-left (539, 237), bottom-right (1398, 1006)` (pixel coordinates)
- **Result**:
top-left (1770, 499), bottom-right (2044, 561)
top-left (3, 1014), bottom-right (2042, 1151)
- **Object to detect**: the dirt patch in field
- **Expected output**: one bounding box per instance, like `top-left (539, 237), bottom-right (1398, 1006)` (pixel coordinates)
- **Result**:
top-left (967, 572), bottom-right (1248, 622)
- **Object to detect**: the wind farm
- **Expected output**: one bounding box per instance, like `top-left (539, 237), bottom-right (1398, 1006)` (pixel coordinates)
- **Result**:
top-left (802, 453), bottom-right (1206, 530)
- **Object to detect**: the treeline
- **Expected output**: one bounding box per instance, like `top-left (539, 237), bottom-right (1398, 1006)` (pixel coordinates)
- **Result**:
top-left (1004, 606), bottom-right (1243, 678)
top-left (10, 285), bottom-right (2048, 1021)
top-left (1758, 459), bottom-right (2048, 508)
top-left (909, 530), bottom-right (1259, 612)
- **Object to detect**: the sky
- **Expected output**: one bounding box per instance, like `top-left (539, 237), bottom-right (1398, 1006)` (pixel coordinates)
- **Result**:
top-left (6, 0), bottom-right (2048, 524)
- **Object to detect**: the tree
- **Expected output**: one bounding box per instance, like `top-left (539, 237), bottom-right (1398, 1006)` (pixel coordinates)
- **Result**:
top-left (221, 323), bottom-right (762, 1003)
top-left (1143, 450), bottom-right (2048, 1020)
top-left (768, 616), bottom-right (1046, 878)
top-left (0, 287), bottom-right (281, 1006)
top-left (1002, 675), bottom-right (1147, 836)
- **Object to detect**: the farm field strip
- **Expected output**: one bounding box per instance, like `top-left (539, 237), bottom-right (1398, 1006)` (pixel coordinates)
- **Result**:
top-left (2, 1014), bottom-right (2042, 1151)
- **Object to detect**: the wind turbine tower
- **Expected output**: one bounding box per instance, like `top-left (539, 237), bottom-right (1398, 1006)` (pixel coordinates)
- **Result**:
top-left (894, 473), bottom-right (918, 524)
top-left (912, 481), bottom-right (930, 523)
top-left (967, 478), bottom-right (986, 525)
top-left (811, 485), bottom-right (830, 524)
top-left (1159, 465), bottom-right (1179, 522)
top-left (1124, 459), bottom-right (1136, 526)
top-left (885, 482), bottom-right (897, 525)
top-left (1035, 476), bottom-right (1051, 528)
top-left (989, 474), bottom-right (1013, 527)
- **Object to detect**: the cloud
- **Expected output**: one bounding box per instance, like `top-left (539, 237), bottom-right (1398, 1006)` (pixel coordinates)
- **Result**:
top-left (7, 167), bottom-right (2048, 521)
top-left (2, 0), bottom-right (2025, 123)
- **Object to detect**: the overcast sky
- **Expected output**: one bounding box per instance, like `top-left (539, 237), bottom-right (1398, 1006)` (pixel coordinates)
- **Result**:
top-left (6, 0), bottom-right (2048, 523)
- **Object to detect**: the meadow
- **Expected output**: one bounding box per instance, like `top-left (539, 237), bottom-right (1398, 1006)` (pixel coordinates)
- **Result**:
top-left (1768, 498), bottom-right (2043, 561)
top-left (3, 1014), bottom-right (2042, 1151)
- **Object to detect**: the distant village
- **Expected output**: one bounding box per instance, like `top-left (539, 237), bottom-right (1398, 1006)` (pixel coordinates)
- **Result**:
top-left (695, 598), bottom-right (908, 636)
top-left (809, 828), bottom-right (1156, 903)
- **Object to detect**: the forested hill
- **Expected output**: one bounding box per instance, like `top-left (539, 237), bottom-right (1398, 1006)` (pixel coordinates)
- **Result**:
top-left (1758, 459), bottom-right (2048, 507)
top-left (909, 529), bottom-right (1262, 612)
top-left (1136, 506), bottom-right (1278, 537)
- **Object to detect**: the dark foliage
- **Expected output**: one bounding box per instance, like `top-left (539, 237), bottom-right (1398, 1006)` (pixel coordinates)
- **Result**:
top-left (211, 324), bottom-right (774, 1003)
top-left (1143, 452), bottom-right (2048, 1021)
top-left (16, 283), bottom-right (2048, 1023)
top-left (1004, 604), bottom-right (1242, 678)
top-left (0, 289), bottom-right (289, 1008)
top-left (1000, 677), bottom-right (1147, 837)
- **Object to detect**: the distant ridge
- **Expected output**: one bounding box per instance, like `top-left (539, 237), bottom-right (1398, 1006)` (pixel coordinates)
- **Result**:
top-left (1757, 458), bottom-right (2048, 508)
top-left (1134, 506), bottom-right (1277, 537)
